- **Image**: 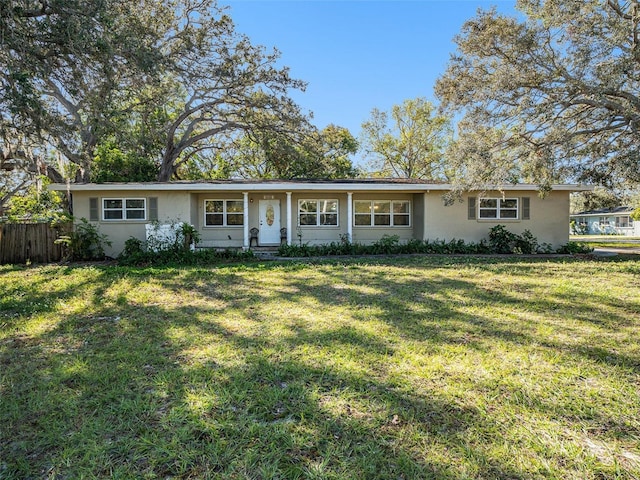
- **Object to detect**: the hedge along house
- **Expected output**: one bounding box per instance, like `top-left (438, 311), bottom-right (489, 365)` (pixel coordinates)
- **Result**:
top-left (50, 179), bottom-right (588, 257)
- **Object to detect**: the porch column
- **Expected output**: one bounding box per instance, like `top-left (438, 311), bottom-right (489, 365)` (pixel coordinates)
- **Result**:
top-left (347, 191), bottom-right (353, 242)
top-left (243, 191), bottom-right (249, 250)
top-left (286, 192), bottom-right (292, 245)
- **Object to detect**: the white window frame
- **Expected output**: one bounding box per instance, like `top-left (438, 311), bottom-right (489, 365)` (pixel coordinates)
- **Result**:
top-left (615, 216), bottom-right (631, 228)
top-left (478, 198), bottom-right (519, 220)
top-left (297, 199), bottom-right (339, 227)
top-left (354, 200), bottom-right (411, 227)
top-left (204, 199), bottom-right (244, 227)
top-left (102, 198), bottom-right (147, 221)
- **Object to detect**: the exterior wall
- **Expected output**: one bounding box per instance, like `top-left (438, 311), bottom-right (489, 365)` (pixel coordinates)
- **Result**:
top-left (424, 190), bottom-right (570, 248)
top-left (572, 215), bottom-right (639, 236)
top-left (412, 193), bottom-right (426, 241)
top-left (291, 192), bottom-right (346, 245)
top-left (71, 190), bottom-right (192, 257)
top-left (195, 192), bottom-right (247, 248)
top-left (350, 192), bottom-right (415, 245)
top-left (70, 186), bottom-right (575, 256)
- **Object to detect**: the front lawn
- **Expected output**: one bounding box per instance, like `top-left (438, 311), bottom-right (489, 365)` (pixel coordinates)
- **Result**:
top-left (1, 256), bottom-right (639, 479)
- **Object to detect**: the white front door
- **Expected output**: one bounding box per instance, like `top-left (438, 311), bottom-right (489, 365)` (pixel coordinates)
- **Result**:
top-left (258, 199), bottom-right (281, 245)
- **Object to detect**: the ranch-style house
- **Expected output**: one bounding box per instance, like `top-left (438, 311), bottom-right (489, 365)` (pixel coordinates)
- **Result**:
top-left (50, 179), bottom-right (589, 257)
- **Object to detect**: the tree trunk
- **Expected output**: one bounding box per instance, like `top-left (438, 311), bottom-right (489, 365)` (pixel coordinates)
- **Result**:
top-left (158, 148), bottom-right (178, 181)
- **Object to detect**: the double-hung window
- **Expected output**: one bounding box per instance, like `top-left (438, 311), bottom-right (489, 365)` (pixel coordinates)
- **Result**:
top-left (204, 200), bottom-right (244, 226)
top-left (298, 199), bottom-right (338, 226)
top-left (615, 216), bottom-right (630, 228)
top-left (478, 198), bottom-right (518, 219)
top-left (354, 200), bottom-right (411, 226)
top-left (102, 198), bottom-right (146, 220)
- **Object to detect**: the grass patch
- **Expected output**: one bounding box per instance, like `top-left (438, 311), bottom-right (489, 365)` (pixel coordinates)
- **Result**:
top-left (1, 257), bottom-right (640, 479)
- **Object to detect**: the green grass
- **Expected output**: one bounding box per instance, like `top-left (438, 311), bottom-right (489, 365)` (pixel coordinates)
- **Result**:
top-left (577, 242), bottom-right (640, 249)
top-left (1, 256), bottom-right (639, 479)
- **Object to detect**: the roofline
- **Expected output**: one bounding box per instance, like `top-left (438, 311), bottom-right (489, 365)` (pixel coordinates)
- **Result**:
top-left (49, 181), bottom-right (592, 193)
top-left (570, 211), bottom-right (634, 217)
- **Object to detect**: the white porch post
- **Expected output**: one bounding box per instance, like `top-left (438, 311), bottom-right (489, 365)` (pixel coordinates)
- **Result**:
top-left (286, 191), bottom-right (292, 245)
top-left (423, 192), bottom-right (429, 241)
top-left (243, 192), bottom-right (249, 250)
top-left (347, 191), bottom-right (353, 242)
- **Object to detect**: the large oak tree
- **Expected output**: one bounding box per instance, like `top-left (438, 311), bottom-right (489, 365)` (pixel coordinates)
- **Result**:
top-left (0, 0), bottom-right (311, 185)
top-left (435, 0), bottom-right (640, 192)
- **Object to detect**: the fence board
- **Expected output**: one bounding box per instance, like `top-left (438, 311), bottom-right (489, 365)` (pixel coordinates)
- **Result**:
top-left (0, 222), bottom-right (71, 264)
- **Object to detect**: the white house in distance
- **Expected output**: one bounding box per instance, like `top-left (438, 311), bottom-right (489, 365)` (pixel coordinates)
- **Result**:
top-left (51, 179), bottom-right (589, 257)
top-left (570, 206), bottom-right (640, 236)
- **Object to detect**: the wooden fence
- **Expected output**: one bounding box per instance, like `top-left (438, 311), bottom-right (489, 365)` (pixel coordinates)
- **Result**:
top-left (0, 222), bottom-right (71, 264)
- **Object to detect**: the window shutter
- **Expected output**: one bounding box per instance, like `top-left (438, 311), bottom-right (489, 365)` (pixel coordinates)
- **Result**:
top-left (89, 197), bottom-right (99, 221)
top-left (522, 197), bottom-right (530, 220)
top-left (149, 197), bottom-right (158, 221)
top-left (468, 196), bottom-right (477, 220)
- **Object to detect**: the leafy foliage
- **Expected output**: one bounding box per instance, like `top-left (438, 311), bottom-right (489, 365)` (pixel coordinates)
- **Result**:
top-left (4, 178), bottom-right (66, 222)
top-left (55, 218), bottom-right (112, 261)
top-left (118, 221), bottom-right (253, 266)
top-left (91, 140), bottom-right (158, 182)
top-left (181, 124), bottom-right (359, 180)
top-left (279, 227), bottom-right (583, 257)
top-left (1, 0), bottom-right (310, 183)
top-left (436, 0), bottom-right (640, 192)
top-left (361, 98), bottom-right (452, 179)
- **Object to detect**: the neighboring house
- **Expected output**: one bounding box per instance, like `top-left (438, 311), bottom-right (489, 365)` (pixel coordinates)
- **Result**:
top-left (570, 206), bottom-right (640, 236)
top-left (50, 179), bottom-right (587, 257)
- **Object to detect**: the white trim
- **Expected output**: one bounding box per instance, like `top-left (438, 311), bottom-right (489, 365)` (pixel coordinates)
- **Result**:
top-left (298, 199), bottom-right (339, 227)
top-left (286, 192), bottom-right (292, 245)
top-left (243, 192), bottom-right (249, 249)
top-left (478, 197), bottom-right (519, 220)
top-left (203, 199), bottom-right (244, 227)
top-left (51, 182), bottom-right (593, 193)
top-left (102, 197), bottom-right (147, 221)
top-left (353, 199), bottom-right (412, 227)
top-left (347, 192), bottom-right (353, 242)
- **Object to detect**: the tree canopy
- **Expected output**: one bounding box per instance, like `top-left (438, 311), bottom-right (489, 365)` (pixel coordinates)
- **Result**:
top-left (0, 0), bottom-right (319, 188)
top-left (360, 98), bottom-right (452, 180)
top-left (180, 124), bottom-right (359, 180)
top-left (435, 0), bottom-right (640, 192)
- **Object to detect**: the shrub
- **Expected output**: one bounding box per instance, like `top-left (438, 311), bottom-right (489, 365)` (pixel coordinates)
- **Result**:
top-left (556, 241), bottom-right (594, 254)
top-left (513, 229), bottom-right (539, 255)
top-left (488, 225), bottom-right (518, 254)
top-left (55, 218), bottom-right (112, 261)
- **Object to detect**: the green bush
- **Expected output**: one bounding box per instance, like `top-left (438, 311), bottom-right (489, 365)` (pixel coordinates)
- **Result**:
top-left (277, 225), bottom-right (585, 257)
top-left (55, 218), bottom-right (112, 261)
top-left (488, 225), bottom-right (518, 254)
top-left (556, 241), bottom-right (594, 255)
top-left (118, 245), bottom-right (255, 266)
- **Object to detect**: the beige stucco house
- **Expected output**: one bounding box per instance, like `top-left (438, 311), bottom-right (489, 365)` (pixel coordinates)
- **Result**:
top-left (51, 179), bottom-right (587, 257)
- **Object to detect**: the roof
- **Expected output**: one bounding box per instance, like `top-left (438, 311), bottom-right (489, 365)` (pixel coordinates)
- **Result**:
top-left (49, 179), bottom-right (591, 193)
top-left (571, 206), bottom-right (635, 217)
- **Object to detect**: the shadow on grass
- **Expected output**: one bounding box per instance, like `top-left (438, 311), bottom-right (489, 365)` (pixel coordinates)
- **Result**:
top-left (1, 257), bottom-right (639, 478)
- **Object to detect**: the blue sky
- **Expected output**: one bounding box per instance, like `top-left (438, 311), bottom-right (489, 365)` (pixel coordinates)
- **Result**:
top-left (222, 0), bottom-right (518, 141)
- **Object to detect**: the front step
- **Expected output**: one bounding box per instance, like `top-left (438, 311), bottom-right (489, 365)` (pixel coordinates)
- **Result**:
top-left (250, 246), bottom-right (280, 259)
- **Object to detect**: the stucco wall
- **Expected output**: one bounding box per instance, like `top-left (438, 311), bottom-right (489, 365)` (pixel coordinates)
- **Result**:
top-left (70, 187), bottom-right (572, 256)
top-left (424, 190), bottom-right (570, 247)
top-left (72, 190), bottom-right (193, 257)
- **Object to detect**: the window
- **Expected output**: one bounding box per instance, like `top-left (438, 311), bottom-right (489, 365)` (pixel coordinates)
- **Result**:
top-left (354, 200), bottom-right (411, 227)
top-left (478, 198), bottom-right (518, 219)
top-left (599, 216), bottom-right (610, 226)
top-left (615, 216), bottom-right (631, 228)
top-left (102, 198), bottom-right (146, 220)
top-left (298, 199), bottom-right (338, 226)
top-left (204, 200), bottom-right (244, 226)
